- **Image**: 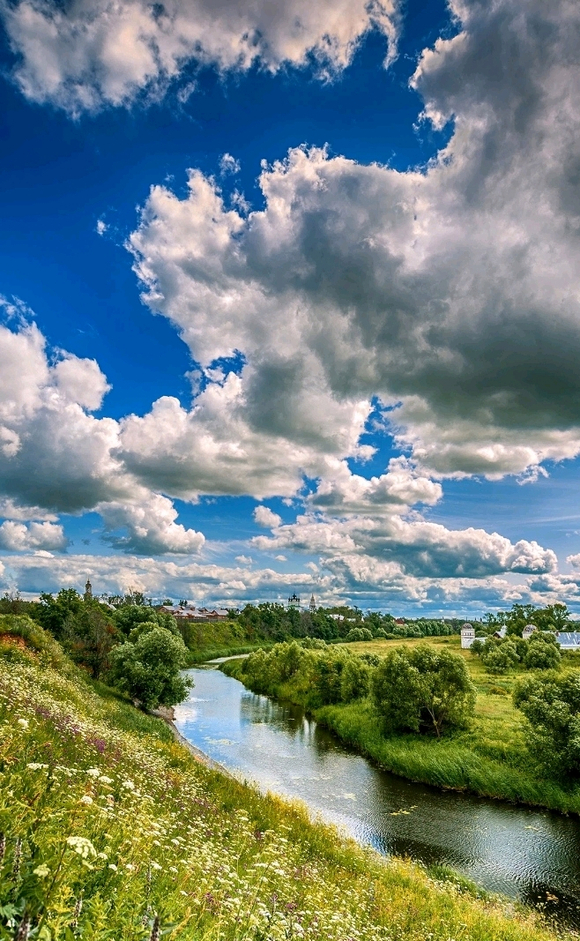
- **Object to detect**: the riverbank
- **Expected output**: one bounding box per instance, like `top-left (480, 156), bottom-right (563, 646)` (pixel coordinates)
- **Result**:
top-left (0, 624), bottom-right (573, 940)
top-left (186, 639), bottom-right (276, 665)
top-left (222, 640), bottom-right (580, 815)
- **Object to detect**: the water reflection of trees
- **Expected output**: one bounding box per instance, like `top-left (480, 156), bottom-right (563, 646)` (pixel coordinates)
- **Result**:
top-left (240, 692), bottom-right (317, 742)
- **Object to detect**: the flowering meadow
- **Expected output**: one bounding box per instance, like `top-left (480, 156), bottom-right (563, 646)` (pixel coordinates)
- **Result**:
top-left (0, 618), bottom-right (573, 941)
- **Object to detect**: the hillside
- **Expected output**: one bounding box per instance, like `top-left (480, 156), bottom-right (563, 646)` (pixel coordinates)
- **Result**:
top-left (0, 616), bottom-right (572, 940)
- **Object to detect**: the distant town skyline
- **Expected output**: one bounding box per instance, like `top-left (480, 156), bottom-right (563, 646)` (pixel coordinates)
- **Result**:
top-left (1, 0), bottom-right (580, 615)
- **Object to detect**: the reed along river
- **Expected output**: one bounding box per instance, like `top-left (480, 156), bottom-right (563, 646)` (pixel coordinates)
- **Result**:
top-left (174, 665), bottom-right (580, 926)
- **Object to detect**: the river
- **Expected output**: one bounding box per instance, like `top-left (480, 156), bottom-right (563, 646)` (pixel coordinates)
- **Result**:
top-left (174, 665), bottom-right (580, 925)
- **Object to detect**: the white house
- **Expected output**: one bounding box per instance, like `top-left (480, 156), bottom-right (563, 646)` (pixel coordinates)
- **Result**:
top-left (461, 623), bottom-right (476, 649)
top-left (522, 624), bottom-right (537, 639)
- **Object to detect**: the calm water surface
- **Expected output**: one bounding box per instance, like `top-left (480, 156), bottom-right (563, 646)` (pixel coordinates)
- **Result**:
top-left (174, 666), bottom-right (580, 925)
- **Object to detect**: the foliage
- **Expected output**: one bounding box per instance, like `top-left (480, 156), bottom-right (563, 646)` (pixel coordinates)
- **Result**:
top-left (340, 657), bottom-right (371, 701)
top-left (0, 614), bottom-right (72, 673)
top-left (108, 627), bottom-right (191, 709)
top-left (237, 640), bottom-right (475, 737)
top-left (232, 603), bottom-right (461, 648)
top-left (513, 671), bottom-right (580, 778)
top-left (0, 648), bottom-right (560, 941)
top-left (523, 634), bottom-right (561, 670)
top-left (473, 632), bottom-right (561, 674)
top-left (371, 645), bottom-right (476, 737)
top-left (32, 590), bottom-right (118, 678)
top-left (485, 603), bottom-right (572, 637)
top-left (33, 589), bottom-right (86, 640)
top-left (345, 627), bottom-right (373, 642)
top-left (111, 605), bottom-right (178, 638)
top-left (481, 639), bottom-right (521, 674)
top-left (62, 605), bottom-right (119, 678)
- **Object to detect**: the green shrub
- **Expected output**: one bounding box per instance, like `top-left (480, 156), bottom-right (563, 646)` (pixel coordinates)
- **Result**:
top-left (372, 645), bottom-right (476, 737)
top-left (345, 627), bottom-right (372, 642)
top-left (340, 657), bottom-right (371, 701)
top-left (524, 635), bottom-right (561, 670)
top-left (108, 627), bottom-right (191, 709)
top-left (513, 671), bottom-right (580, 777)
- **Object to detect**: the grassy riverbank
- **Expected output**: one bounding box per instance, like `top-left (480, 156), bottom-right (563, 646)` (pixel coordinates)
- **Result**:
top-left (1, 623), bottom-right (574, 940)
top-left (223, 637), bottom-right (580, 815)
top-left (186, 639), bottom-right (276, 665)
top-left (178, 618), bottom-right (272, 664)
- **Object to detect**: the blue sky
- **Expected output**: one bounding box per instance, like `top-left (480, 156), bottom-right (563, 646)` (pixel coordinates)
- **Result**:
top-left (0, 0), bottom-right (579, 616)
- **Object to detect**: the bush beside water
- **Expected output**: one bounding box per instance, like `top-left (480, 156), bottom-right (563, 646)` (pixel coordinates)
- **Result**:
top-left (0, 624), bottom-right (564, 940)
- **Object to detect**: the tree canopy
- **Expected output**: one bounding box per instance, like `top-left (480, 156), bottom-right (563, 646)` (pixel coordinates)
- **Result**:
top-left (372, 645), bottom-right (476, 737)
top-left (513, 672), bottom-right (580, 778)
top-left (109, 626), bottom-right (191, 709)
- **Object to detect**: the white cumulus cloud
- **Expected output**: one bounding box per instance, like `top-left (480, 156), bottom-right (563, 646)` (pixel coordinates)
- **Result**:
top-left (1, 0), bottom-right (399, 115)
top-left (253, 505), bottom-right (282, 528)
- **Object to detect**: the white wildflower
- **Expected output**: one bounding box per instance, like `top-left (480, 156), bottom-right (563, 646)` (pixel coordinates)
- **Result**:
top-left (86, 768), bottom-right (101, 778)
top-left (98, 775), bottom-right (113, 785)
top-left (66, 836), bottom-right (97, 859)
top-left (33, 864), bottom-right (50, 878)
top-left (17, 718), bottom-right (29, 729)
top-left (121, 779), bottom-right (135, 790)
top-left (26, 763), bottom-right (48, 770)
top-left (79, 795), bottom-right (93, 805)
top-left (108, 863), bottom-right (118, 871)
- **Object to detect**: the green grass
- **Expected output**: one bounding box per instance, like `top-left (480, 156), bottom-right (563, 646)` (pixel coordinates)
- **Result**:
top-left (179, 619), bottom-right (276, 665)
top-left (0, 621), bottom-right (573, 940)
top-left (224, 637), bottom-right (580, 815)
top-left (185, 640), bottom-right (276, 665)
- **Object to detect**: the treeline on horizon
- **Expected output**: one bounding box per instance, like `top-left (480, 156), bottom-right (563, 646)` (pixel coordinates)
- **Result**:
top-left (0, 589), bottom-right (575, 699)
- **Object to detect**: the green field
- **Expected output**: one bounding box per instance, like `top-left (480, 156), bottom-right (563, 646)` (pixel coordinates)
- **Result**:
top-left (2, 619), bottom-right (574, 940)
top-left (224, 636), bottom-right (580, 814)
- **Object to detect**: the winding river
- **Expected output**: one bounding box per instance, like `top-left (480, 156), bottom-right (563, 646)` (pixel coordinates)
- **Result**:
top-left (174, 665), bottom-right (580, 925)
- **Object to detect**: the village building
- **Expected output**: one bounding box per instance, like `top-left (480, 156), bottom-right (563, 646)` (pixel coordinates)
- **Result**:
top-left (460, 623), bottom-right (476, 649)
top-left (158, 604), bottom-right (229, 622)
top-left (522, 624), bottom-right (537, 639)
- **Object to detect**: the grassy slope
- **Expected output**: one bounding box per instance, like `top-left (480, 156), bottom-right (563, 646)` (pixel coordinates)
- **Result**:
top-left (0, 618), bottom-right (572, 941)
top-left (224, 636), bottom-right (580, 814)
top-left (179, 618), bottom-right (275, 664)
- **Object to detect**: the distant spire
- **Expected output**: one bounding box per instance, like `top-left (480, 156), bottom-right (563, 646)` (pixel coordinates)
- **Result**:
top-left (309, 594), bottom-right (316, 612)
top-left (84, 579), bottom-right (92, 602)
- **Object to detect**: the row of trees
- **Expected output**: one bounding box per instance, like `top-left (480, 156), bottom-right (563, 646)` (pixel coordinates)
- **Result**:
top-left (472, 632), bottom-right (562, 673)
top-left (234, 602), bottom-right (461, 643)
top-left (234, 638), bottom-right (580, 779)
top-left (235, 641), bottom-right (476, 738)
top-left (482, 603), bottom-right (572, 634)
